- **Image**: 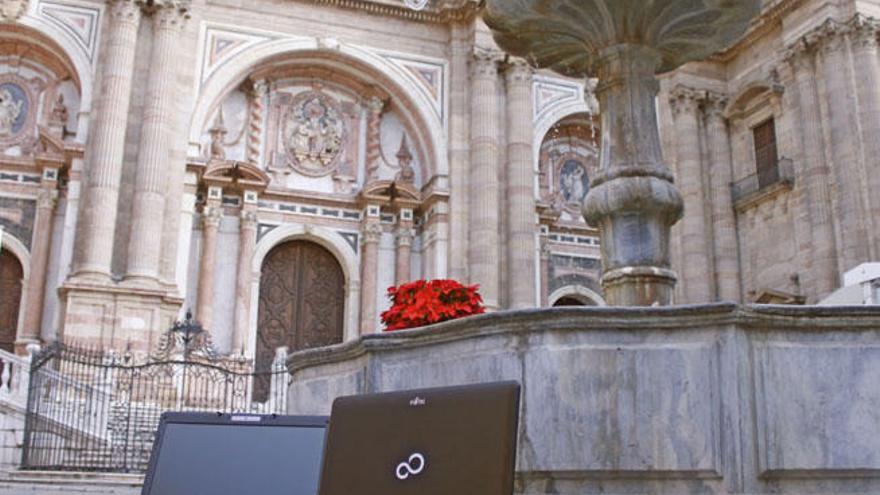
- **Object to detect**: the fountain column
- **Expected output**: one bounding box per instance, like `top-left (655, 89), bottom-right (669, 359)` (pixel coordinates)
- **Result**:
top-left (582, 45), bottom-right (683, 306)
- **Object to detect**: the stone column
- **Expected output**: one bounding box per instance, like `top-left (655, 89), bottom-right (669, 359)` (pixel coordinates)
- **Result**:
top-left (668, 85), bottom-right (713, 303)
top-left (73, 0), bottom-right (141, 279)
top-left (815, 22), bottom-right (870, 271)
top-left (504, 58), bottom-right (537, 309)
top-left (395, 210), bottom-right (414, 286)
top-left (785, 41), bottom-right (838, 297)
top-left (246, 79), bottom-right (268, 165)
top-left (468, 51), bottom-right (502, 309)
top-left (359, 220), bottom-right (382, 334)
top-left (232, 208), bottom-right (257, 355)
top-left (847, 15), bottom-right (880, 259)
top-left (582, 45), bottom-right (683, 306)
top-left (125, 1), bottom-right (188, 283)
top-left (539, 238), bottom-right (551, 307)
top-left (364, 97), bottom-right (385, 182)
top-left (704, 93), bottom-right (741, 302)
top-left (196, 202), bottom-right (221, 332)
top-left (18, 186), bottom-right (58, 349)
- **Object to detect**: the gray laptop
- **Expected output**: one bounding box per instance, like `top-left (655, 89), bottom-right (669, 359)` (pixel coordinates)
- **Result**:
top-left (318, 381), bottom-right (521, 495)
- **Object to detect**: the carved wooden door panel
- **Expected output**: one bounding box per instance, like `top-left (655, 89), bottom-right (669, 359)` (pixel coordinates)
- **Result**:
top-left (255, 241), bottom-right (344, 401)
top-left (0, 249), bottom-right (23, 353)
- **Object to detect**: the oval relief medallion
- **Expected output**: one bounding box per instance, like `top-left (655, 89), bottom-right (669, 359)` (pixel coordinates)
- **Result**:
top-left (283, 91), bottom-right (346, 177)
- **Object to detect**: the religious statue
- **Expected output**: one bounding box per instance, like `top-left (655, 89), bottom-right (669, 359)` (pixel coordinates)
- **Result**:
top-left (0, 88), bottom-right (24, 137)
top-left (559, 159), bottom-right (587, 204)
top-left (284, 93), bottom-right (345, 175)
top-left (49, 94), bottom-right (68, 135)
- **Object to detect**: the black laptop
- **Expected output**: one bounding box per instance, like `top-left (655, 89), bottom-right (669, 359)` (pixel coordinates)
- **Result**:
top-left (318, 381), bottom-right (521, 495)
top-left (142, 412), bottom-right (329, 495)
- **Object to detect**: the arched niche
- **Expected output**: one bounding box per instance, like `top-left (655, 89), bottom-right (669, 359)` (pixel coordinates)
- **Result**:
top-left (0, 23), bottom-right (89, 143)
top-left (189, 41), bottom-right (444, 186)
top-left (548, 285), bottom-right (606, 307)
top-left (538, 112), bottom-right (600, 222)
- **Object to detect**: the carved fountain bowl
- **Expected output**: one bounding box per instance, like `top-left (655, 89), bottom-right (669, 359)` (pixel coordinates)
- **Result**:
top-left (483, 0), bottom-right (761, 76)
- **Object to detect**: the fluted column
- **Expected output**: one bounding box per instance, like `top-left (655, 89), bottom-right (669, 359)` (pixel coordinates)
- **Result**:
top-left (365, 97), bottom-right (385, 182)
top-left (73, 0), bottom-right (141, 279)
top-left (504, 58), bottom-right (537, 309)
top-left (232, 208), bottom-right (257, 354)
top-left (704, 93), bottom-right (741, 302)
top-left (848, 15), bottom-right (880, 259)
top-left (785, 41), bottom-right (838, 297)
top-left (125, 1), bottom-right (188, 283)
top-left (359, 220), bottom-right (382, 334)
top-left (669, 86), bottom-right (713, 303)
top-left (395, 211), bottom-right (414, 286)
top-left (448, 23), bottom-right (471, 281)
top-left (196, 203), bottom-right (221, 332)
top-left (815, 22), bottom-right (870, 271)
top-left (468, 51), bottom-right (502, 309)
top-left (19, 186), bottom-right (58, 348)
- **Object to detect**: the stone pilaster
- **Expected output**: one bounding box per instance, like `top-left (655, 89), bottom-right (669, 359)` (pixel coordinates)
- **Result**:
top-left (18, 186), bottom-right (58, 350)
top-left (359, 219), bottom-right (382, 334)
top-left (504, 58), bottom-right (537, 309)
top-left (72, 0), bottom-right (141, 280)
top-left (246, 79), bottom-right (268, 165)
top-left (539, 238), bottom-right (551, 307)
top-left (395, 210), bottom-right (414, 286)
top-left (704, 93), bottom-right (741, 302)
top-left (232, 208), bottom-right (257, 355)
top-left (125, 1), bottom-right (188, 284)
top-left (468, 50), bottom-right (502, 309)
top-left (448, 23), bottom-right (471, 281)
top-left (814, 21), bottom-right (870, 272)
top-left (365, 97), bottom-right (385, 182)
top-left (669, 85), bottom-right (713, 303)
top-left (784, 40), bottom-right (839, 298)
top-left (847, 15), bottom-right (880, 259)
top-left (196, 203), bottom-right (221, 332)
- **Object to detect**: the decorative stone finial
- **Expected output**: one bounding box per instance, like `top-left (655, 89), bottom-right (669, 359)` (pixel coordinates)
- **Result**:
top-left (395, 135), bottom-right (415, 184)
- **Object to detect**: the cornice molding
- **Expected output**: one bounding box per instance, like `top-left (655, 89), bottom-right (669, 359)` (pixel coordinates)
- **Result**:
top-left (289, 0), bottom-right (481, 24)
top-left (710, 0), bottom-right (805, 62)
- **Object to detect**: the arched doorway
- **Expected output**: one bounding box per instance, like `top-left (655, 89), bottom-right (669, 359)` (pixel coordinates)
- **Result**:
top-left (254, 240), bottom-right (345, 400)
top-left (0, 249), bottom-right (23, 352)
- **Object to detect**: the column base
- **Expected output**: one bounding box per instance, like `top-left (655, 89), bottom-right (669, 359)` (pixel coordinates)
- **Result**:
top-left (13, 338), bottom-right (40, 357)
top-left (59, 279), bottom-right (183, 351)
top-left (601, 266), bottom-right (677, 306)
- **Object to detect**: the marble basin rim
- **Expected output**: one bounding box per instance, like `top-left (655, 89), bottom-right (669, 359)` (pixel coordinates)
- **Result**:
top-left (483, 0), bottom-right (762, 77)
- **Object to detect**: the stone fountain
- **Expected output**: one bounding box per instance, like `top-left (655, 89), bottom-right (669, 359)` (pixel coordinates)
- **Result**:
top-left (484, 0), bottom-right (760, 306)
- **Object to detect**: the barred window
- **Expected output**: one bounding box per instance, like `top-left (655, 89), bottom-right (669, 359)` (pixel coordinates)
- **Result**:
top-left (753, 119), bottom-right (779, 188)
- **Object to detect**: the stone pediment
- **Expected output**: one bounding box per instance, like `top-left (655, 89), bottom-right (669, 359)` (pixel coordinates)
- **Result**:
top-left (361, 180), bottom-right (420, 202)
top-left (203, 160), bottom-right (270, 191)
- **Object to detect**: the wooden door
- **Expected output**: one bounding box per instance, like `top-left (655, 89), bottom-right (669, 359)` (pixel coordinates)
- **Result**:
top-left (0, 249), bottom-right (22, 353)
top-left (254, 240), bottom-right (344, 401)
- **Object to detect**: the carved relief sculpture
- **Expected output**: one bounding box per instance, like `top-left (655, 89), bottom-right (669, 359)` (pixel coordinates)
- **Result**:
top-left (0, 74), bottom-right (41, 152)
top-left (283, 91), bottom-right (346, 176)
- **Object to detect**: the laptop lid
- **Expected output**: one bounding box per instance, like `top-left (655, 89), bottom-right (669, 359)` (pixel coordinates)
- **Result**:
top-left (318, 381), bottom-right (521, 495)
top-left (142, 412), bottom-right (329, 495)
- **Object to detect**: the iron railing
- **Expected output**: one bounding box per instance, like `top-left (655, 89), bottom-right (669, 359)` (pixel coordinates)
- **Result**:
top-left (731, 157), bottom-right (795, 204)
top-left (21, 343), bottom-right (289, 473)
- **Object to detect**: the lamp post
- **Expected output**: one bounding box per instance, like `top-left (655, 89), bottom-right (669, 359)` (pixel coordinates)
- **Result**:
top-left (170, 310), bottom-right (204, 409)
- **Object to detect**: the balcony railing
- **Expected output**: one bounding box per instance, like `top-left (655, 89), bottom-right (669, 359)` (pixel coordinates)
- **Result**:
top-left (731, 157), bottom-right (794, 205)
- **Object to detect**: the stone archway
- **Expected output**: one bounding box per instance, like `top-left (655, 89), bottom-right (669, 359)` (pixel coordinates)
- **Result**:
top-left (0, 249), bottom-right (23, 352)
top-left (254, 240), bottom-right (345, 401)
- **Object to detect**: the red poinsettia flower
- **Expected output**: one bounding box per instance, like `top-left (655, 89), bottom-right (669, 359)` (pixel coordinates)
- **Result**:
top-left (380, 279), bottom-right (485, 331)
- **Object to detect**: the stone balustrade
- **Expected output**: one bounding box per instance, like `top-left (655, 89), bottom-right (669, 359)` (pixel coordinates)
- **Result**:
top-left (288, 304), bottom-right (880, 494)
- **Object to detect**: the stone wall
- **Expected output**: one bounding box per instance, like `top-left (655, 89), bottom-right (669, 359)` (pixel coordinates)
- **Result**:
top-left (287, 304), bottom-right (880, 494)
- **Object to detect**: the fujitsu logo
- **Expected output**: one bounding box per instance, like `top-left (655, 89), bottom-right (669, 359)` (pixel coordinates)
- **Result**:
top-left (395, 453), bottom-right (427, 480)
top-left (409, 396), bottom-right (426, 407)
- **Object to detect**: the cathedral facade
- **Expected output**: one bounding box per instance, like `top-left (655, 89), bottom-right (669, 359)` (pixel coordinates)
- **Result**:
top-left (0, 0), bottom-right (877, 362)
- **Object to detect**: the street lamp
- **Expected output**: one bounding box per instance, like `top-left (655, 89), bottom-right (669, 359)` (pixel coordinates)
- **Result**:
top-left (170, 310), bottom-right (205, 361)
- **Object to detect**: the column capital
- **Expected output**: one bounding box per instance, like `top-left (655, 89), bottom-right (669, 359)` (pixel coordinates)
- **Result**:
top-left (148, 0), bottom-right (189, 27)
top-left (703, 91), bottom-right (729, 121)
top-left (539, 238), bottom-right (552, 261)
top-left (395, 226), bottom-right (415, 247)
top-left (503, 57), bottom-right (534, 84)
top-left (471, 49), bottom-right (504, 78)
top-left (362, 222), bottom-right (383, 244)
top-left (240, 210), bottom-right (258, 227)
top-left (810, 19), bottom-right (847, 56)
top-left (366, 95), bottom-right (386, 115)
top-left (203, 206), bottom-right (222, 227)
top-left (37, 189), bottom-right (58, 210)
top-left (846, 14), bottom-right (880, 51)
top-left (248, 78), bottom-right (269, 98)
top-left (108, 0), bottom-right (141, 23)
top-left (668, 85), bottom-right (703, 116)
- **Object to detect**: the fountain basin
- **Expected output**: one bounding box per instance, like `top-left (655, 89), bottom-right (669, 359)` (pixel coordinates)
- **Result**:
top-left (288, 304), bottom-right (880, 494)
